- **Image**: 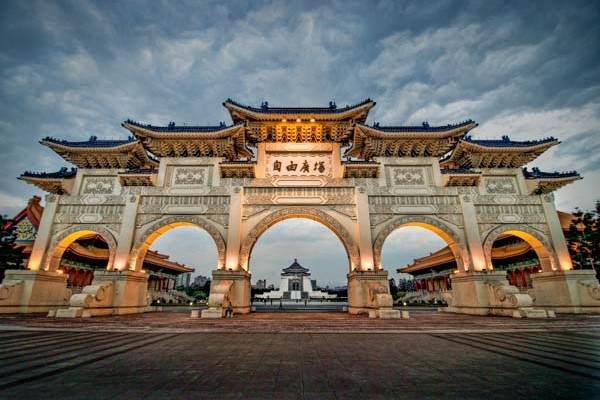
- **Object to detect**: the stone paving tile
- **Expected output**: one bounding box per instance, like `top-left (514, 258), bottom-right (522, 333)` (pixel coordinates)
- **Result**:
top-left (0, 314), bottom-right (599, 399)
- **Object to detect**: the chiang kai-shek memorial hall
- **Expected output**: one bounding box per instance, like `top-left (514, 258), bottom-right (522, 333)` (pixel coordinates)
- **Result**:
top-left (1, 99), bottom-right (599, 318)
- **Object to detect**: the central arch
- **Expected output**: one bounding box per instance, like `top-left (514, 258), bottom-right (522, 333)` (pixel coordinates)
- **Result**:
top-left (239, 207), bottom-right (360, 271)
top-left (129, 215), bottom-right (226, 271)
top-left (373, 215), bottom-right (469, 272)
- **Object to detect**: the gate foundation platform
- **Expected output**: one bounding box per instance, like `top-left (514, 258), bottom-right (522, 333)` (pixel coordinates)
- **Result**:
top-left (0, 270), bottom-right (70, 314)
top-left (347, 270), bottom-right (400, 318)
top-left (56, 270), bottom-right (149, 318)
top-left (202, 269), bottom-right (251, 318)
top-left (531, 270), bottom-right (600, 314)
top-left (445, 271), bottom-right (552, 318)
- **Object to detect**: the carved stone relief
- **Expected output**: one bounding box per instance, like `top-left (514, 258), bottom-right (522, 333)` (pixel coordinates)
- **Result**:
top-left (484, 177), bottom-right (517, 194)
top-left (14, 218), bottom-right (36, 241)
top-left (81, 177), bottom-right (117, 195)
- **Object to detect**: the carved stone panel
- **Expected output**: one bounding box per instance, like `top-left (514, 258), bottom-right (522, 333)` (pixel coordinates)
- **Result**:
top-left (483, 177), bottom-right (518, 194)
top-left (385, 166), bottom-right (432, 187)
top-left (165, 166), bottom-right (213, 187)
top-left (80, 177), bottom-right (118, 195)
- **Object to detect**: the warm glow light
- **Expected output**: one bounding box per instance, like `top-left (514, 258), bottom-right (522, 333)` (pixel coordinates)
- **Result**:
top-left (296, 118), bottom-right (301, 122)
top-left (281, 119), bottom-right (287, 122)
top-left (141, 269), bottom-right (146, 274)
top-left (57, 270), bottom-right (64, 274)
top-left (310, 118), bottom-right (315, 122)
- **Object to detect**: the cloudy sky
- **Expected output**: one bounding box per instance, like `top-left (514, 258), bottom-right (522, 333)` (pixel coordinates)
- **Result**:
top-left (1, 1), bottom-right (599, 285)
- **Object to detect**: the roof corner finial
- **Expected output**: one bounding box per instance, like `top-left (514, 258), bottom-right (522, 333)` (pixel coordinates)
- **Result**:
top-left (502, 134), bottom-right (510, 142)
top-left (89, 135), bottom-right (97, 142)
top-left (329, 101), bottom-right (337, 110)
top-left (294, 258), bottom-right (297, 262)
top-left (261, 101), bottom-right (269, 110)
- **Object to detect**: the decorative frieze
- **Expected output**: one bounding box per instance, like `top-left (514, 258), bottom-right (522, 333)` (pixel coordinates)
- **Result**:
top-left (55, 204), bottom-right (124, 224)
top-left (138, 196), bottom-right (230, 214)
top-left (471, 194), bottom-right (541, 205)
top-left (58, 195), bottom-right (126, 205)
top-left (369, 196), bottom-right (460, 215)
top-left (244, 187), bottom-right (355, 205)
top-left (475, 204), bottom-right (545, 223)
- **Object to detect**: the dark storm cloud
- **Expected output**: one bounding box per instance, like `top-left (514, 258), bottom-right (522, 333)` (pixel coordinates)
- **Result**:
top-left (1, 0), bottom-right (599, 283)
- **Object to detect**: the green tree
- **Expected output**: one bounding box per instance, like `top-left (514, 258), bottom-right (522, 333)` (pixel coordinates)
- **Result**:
top-left (565, 201), bottom-right (599, 271)
top-left (0, 215), bottom-right (25, 280)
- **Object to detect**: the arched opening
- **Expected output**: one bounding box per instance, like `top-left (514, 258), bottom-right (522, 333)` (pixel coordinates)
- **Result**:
top-left (46, 229), bottom-right (116, 294)
top-left (135, 223), bottom-right (219, 305)
top-left (485, 229), bottom-right (553, 292)
top-left (381, 225), bottom-right (457, 306)
top-left (248, 218), bottom-right (349, 310)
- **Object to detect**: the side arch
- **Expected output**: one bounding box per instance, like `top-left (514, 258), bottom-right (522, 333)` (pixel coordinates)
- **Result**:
top-left (44, 225), bottom-right (118, 272)
top-left (239, 207), bottom-right (360, 271)
top-left (129, 215), bottom-right (226, 271)
top-left (373, 215), bottom-right (469, 272)
top-left (482, 224), bottom-right (556, 272)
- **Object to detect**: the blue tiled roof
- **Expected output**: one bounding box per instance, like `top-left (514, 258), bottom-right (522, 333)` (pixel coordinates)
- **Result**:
top-left (282, 259), bottom-right (310, 273)
top-left (463, 135), bottom-right (557, 147)
top-left (43, 135), bottom-right (138, 147)
top-left (368, 120), bottom-right (476, 132)
top-left (21, 167), bottom-right (77, 179)
top-left (120, 168), bottom-right (158, 175)
top-left (224, 98), bottom-right (374, 114)
top-left (440, 168), bottom-right (481, 175)
top-left (124, 119), bottom-right (241, 132)
top-left (522, 167), bottom-right (579, 179)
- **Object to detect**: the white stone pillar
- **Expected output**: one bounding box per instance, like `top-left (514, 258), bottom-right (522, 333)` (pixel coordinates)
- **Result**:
top-left (113, 195), bottom-right (141, 271)
top-left (459, 194), bottom-right (485, 271)
top-left (541, 194), bottom-right (572, 270)
top-left (225, 187), bottom-right (244, 270)
top-left (356, 187), bottom-right (374, 271)
top-left (27, 194), bottom-right (60, 271)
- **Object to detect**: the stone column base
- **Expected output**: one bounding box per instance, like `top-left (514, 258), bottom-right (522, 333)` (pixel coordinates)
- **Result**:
top-left (56, 270), bottom-right (149, 318)
top-left (445, 271), bottom-right (551, 318)
top-left (0, 270), bottom-right (70, 313)
top-left (347, 270), bottom-right (399, 318)
top-left (201, 269), bottom-right (251, 318)
top-left (531, 270), bottom-right (600, 314)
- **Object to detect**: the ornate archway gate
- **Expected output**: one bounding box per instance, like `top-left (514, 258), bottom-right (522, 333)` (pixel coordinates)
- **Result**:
top-left (2, 99), bottom-right (599, 317)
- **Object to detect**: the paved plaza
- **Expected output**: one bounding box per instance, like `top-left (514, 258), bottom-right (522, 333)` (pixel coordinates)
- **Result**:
top-left (0, 311), bottom-right (598, 399)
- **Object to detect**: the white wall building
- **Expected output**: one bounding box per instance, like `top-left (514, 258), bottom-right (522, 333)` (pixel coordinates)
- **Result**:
top-left (256, 259), bottom-right (336, 300)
